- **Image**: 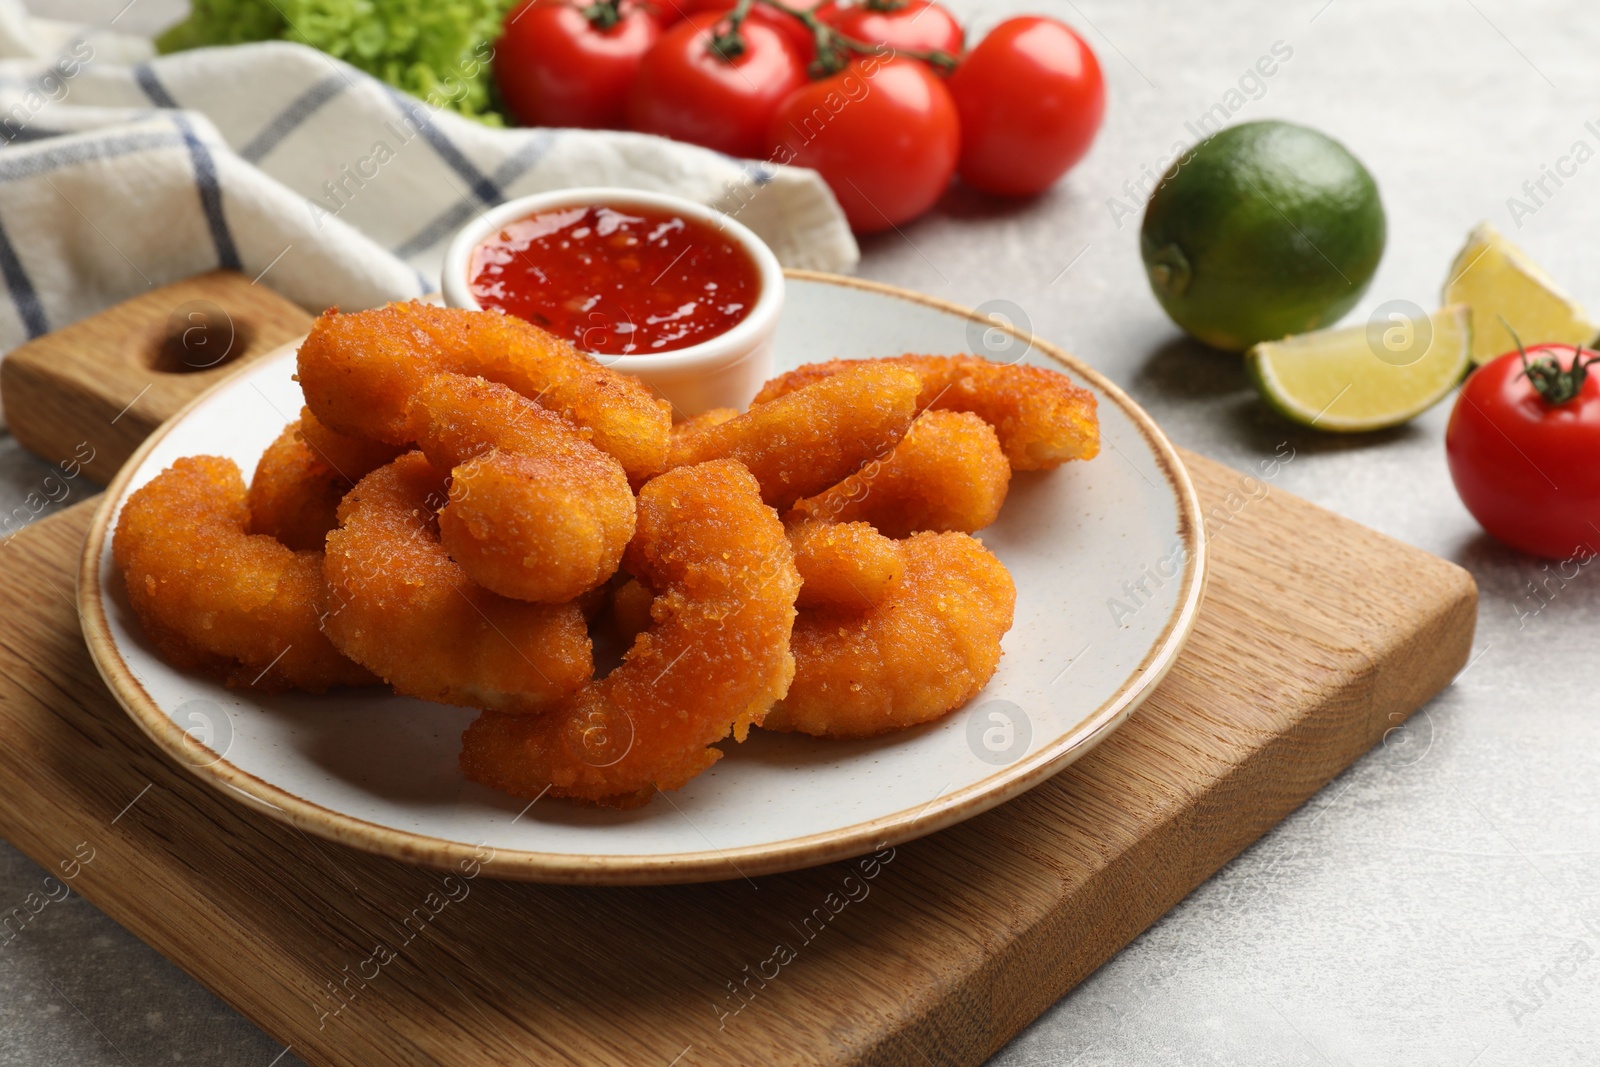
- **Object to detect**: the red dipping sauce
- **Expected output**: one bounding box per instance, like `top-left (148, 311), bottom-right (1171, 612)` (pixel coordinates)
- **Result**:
top-left (467, 203), bottom-right (761, 356)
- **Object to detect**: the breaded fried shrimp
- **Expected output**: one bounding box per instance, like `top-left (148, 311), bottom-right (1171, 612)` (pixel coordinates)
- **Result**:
top-left (666, 363), bottom-right (921, 510)
top-left (672, 407), bottom-right (739, 436)
top-left (763, 530), bottom-right (1016, 739)
top-left (754, 354), bottom-right (1099, 470)
top-left (322, 453), bottom-right (593, 715)
top-left (411, 375), bottom-right (635, 603)
top-left (296, 303), bottom-right (671, 479)
top-left (247, 420), bottom-right (343, 552)
top-left (113, 456), bottom-right (373, 692)
top-left (459, 460), bottom-right (800, 806)
top-left (297, 406), bottom-right (405, 476)
top-left (392, 302), bottom-right (671, 479)
top-left (791, 410), bottom-right (1010, 536)
top-left (248, 410), bottom-right (401, 551)
top-left (788, 519), bottom-right (904, 609)
top-left (294, 305), bottom-right (432, 444)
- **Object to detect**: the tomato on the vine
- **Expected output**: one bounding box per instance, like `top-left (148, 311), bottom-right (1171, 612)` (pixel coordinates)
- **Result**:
top-left (665, 0), bottom-right (818, 58)
top-left (817, 0), bottom-right (962, 59)
top-left (628, 11), bottom-right (807, 158)
top-left (947, 17), bottom-right (1104, 197)
top-left (767, 55), bottom-right (958, 233)
top-left (495, 0), bottom-right (663, 129)
top-left (1446, 344), bottom-right (1600, 559)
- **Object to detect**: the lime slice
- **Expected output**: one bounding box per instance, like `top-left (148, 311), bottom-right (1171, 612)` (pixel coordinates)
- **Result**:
top-left (1442, 222), bottom-right (1596, 365)
top-left (1246, 304), bottom-right (1472, 431)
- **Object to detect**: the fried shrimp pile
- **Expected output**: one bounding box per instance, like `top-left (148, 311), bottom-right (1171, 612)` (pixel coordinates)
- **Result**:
top-left (791, 410), bottom-right (1011, 537)
top-left (666, 363), bottom-right (922, 509)
top-left (459, 460), bottom-right (801, 806)
top-left (114, 456), bottom-right (373, 692)
top-left (411, 375), bottom-right (636, 603)
top-left (296, 302), bottom-right (671, 480)
top-left (765, 529), bottom-right (1016, 739)
top-left (117, 290), bottom-right (1100, 807)
top-left (754, 353), bottom-right (1099, 470)
top-left (322, 452), bottom-right (593, 715)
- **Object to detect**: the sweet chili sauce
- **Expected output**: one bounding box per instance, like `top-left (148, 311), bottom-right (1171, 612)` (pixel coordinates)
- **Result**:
top-left (467, 203), bottom-right (761, 356)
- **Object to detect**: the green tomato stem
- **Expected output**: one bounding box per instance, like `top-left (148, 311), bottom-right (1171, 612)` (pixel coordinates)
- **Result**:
top-left (1504, 316), bottom-right (1598, 406)
top-left (752, 0), bottom-right (958, 76)
top-left (709, 0), bottom-right (755, 61)
top-left (580, 0), bottom-right (624, 31)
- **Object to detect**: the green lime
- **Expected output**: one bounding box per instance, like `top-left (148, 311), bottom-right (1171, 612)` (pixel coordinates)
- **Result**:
top-left (1140, 120), bottom-right (1387, 353)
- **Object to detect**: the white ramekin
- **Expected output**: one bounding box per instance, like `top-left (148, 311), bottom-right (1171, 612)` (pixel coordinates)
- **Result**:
top-left (441, 187), bottom-right (784, 416)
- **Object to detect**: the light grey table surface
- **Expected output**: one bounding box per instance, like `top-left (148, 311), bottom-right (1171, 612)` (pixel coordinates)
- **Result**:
top-left (3, 0), bottom-right (1598, 1064)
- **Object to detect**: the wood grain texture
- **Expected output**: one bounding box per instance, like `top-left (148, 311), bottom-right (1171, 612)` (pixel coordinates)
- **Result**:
top-left (0, 271), bottom-right (313, 482)
top-left (0, 451), bottom-right (1475, 1066)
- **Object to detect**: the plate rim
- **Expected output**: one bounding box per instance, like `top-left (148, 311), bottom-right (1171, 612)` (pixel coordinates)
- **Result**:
top-left (78, 270), bottom-right (1208, 886)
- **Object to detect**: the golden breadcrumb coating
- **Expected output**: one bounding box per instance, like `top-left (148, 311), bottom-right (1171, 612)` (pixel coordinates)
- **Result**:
top-left (411, 375), bottom-right (635, 603)
top-left (113, 455), bottom-right (373, 692)
top-left (460, 460), bottom-right (800, 806)
top-left (754, 353), bottom-right (1098, 470)
top-left (763, 530), bottom-right (1016, 739)
top-left (247, 409), bottom-right (401, 551)
top-left (788, 519), bottom-right (905, 609)
top-left (791, 409), bottom-right (1010, 537)
top-left (322, 452), bottom-right (593, 715)
top-left (670, 406), bottom-right (739, 441)
top-left (609, 577), bottom-right (655, 646)
top-left (296, 301), bottom-right (672, 480)
top-left (666, 362), bottom-right (921, 510)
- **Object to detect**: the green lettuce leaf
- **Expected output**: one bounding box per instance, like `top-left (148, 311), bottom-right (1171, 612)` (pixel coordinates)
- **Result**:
top-left (156, 0), bottom-right (511, 123)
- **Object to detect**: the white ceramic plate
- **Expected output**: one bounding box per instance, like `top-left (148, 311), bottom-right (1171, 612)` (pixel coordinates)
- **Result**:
top-left (80, 273), bottom-right (1206, 885)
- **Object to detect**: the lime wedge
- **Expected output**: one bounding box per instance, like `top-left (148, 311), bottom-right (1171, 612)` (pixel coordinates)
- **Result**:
top-left (1442, 222), bottom-right (1596, 365)
top-left (1246, 304), bottom-right (1472, 432)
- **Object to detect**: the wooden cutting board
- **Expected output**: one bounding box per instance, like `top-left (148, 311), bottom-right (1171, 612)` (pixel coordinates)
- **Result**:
top-left (0, 274), bottom-right (1477, 1067)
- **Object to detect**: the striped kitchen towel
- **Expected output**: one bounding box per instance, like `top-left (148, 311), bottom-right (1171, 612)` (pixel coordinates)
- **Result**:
top-left (0, 0), bottom-right (857, 361)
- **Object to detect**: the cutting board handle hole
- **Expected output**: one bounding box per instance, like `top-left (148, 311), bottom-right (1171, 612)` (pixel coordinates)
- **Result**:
top-left (140, 301), bottom-right (256, 376)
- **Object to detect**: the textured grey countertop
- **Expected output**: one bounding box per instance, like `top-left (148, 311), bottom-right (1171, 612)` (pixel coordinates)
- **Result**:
top-left (4, 0), bottom-right (1599, 1064)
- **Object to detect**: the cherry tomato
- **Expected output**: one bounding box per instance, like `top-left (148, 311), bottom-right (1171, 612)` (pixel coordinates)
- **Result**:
top-left (495, 0), bottom-right (662, 129)
top-left (818, 0), bottom-right (962, 58)
top-left (947, 17), bottom-right (1104, 197)
top-left (629, 11), bottom-right (807, 158)
top-left (767, 56), bottom-right (958, 233)
top-left (665, 0), bottom-right (817, 57)
top-left (1446, 345), bottom-right (1600, 559)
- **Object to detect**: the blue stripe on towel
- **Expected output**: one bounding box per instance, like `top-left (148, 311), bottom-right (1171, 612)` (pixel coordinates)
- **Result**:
top-left (129, 67), bottom-right (242, 269)
top-left (171, 114), bottom-right (243, 272)
top-left (0, 215), bottom-right (48, 337)
top-left (392, 198), bottom-right (477, 261)
top-left (391, 131), bottom-right (556, 260)
top-left (0, 130), bottom-right (181, 183)
top-left (0, 127), bottom-right (65, 146)
top-left (489, 130), bottom-right (557, 192)
top-left (382, 87), bottom-right (500, 205)
top-left (240, 74), bottom-right (348, 163)
top-left (133, 63), bottom-right (179, 108)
